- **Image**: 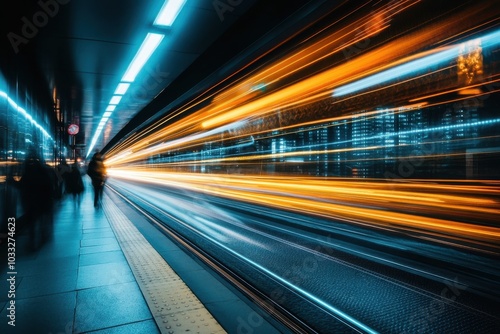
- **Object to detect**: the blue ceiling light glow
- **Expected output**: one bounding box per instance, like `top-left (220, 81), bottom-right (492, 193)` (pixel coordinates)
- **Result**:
top-left (87, 1), bottom-right (189, 157)
top-left (333, 28), bottom-right (500, 97)
top-left (109, 95), bottom-right (123, 105)
top-left (0, 90), bottom-right (53, 140)
top-left (121, 33), bottom-right (165, 83)
top-left (114, 82), bottom-right (130, 95)
top-left (154, 0), bottom-right (187, 27)
top-left (103, 111), bottom-right (113, 118)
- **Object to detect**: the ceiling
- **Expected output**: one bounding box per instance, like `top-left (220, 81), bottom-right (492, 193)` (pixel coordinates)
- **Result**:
top-left (0, 0), bottom-right (338, 159)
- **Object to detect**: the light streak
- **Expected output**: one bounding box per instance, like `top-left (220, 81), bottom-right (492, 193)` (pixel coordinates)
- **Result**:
top-left (100, 1), bottom-right (500, 255)
top-left (108, 169), bottom-right (500, 247)
top-left (333, 46), bottom-right (461, 97)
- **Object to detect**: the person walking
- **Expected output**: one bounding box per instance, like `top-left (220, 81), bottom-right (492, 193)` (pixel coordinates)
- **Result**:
top-left (87, 153), bottom-right (107, 208)
top-left (65, 162), bottom-right (85, 205)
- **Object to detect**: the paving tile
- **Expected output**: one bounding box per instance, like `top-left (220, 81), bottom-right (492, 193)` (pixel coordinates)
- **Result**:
top-left (35, 239), bottom-right (81, 259)
top-left (81, 237), bottom-right (119, 247)
top-left (80, 243), bottom-right (121, 254)
top-left (0, 291), bottom-right (76, 334)
top-left (79, 250), bottom-right (126, 267)
top-left (77, 262), bottom-right (135, 290)
top-left (82, 230), bottom-right (116, 239)
top-left (83, 227), bottom-right (113, 234)
top-left (74, 281), bottom-right (152, 333)
top-left (81, 319), bottom-right (160, 334)
top-left (14, 254), bottom-right (79, 276)
top-left (15, 269), bottom-right (78, 299)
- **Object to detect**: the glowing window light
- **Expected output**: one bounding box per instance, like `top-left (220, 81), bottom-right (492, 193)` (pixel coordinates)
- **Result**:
top-left (106, 105), bottom-right (116, 112)
top-left (154, 0), bottom-right (187, 27)
top-left (109, 95), bottom-right (122, 105)
top-left (0, 90), bottom-right (53, 140)
top-left (121, 33), bottom-right (164, 83)
top-left (114, 82), bottom-right (130, 95)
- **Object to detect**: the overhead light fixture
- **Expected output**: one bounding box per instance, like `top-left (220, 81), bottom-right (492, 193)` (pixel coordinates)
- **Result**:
top-left (88, 2), bottom-right (185, 158)
top-left (154, 0), bottom-right (187, 27)
top-left (109, 95), bottom-right (123, 105)
top-left (121, 33), bottom-right (164, 82)
top-left (114, 82), bottom-right (130, 95)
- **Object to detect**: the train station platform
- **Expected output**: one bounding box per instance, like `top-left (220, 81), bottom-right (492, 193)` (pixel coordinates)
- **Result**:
top-left (0, 178), bottom-right (285, 334)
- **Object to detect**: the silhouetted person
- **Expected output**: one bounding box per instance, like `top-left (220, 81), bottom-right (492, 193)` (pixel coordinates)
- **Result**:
top-left (87, 153), bottom-right (107, 207)
top-left (19, 152), bottom-right (55, 250)
top-left (55, 157), bottom-right (70, 199)
top-left (65, 163), bottom-right (85, 205)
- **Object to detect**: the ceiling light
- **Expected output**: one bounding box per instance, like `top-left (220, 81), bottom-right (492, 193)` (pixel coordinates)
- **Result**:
top-left (114, 82), bottom-right (130, 95)
top-left (106, 105), bottom-right (116, 112)
top-left (122, 33), bottom-right (164, 82)
top-left (154, 0), bottom-right (187, 27)
top-left (103, 111), bottom-right (113, 117)
top-left (109, 95), bottom-right (123, 105)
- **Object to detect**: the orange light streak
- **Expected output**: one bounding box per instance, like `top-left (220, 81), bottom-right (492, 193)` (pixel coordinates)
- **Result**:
top-left (108, 169), bottom-right (500, 247)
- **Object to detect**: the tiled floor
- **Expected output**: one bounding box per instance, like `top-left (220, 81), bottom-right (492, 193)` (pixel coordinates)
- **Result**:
top-left (0, 181), bottom-right (161, 334)
top-left (0, 178), bottom-right (288, 334)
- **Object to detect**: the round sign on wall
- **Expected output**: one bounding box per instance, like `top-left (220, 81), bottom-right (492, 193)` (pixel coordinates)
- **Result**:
top-left (68, 124), bottom-right (79, 135)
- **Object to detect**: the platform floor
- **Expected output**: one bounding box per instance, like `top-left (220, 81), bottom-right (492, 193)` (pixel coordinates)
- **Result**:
top-left (0, 178), bottom-right (285, 334)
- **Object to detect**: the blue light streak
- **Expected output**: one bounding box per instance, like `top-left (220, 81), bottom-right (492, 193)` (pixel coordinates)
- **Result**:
top-left (334, 47), bottom-right (459, 96)
top-left (333, 29), bottom-right (500, 97)
top-left (143, 193), bottom-right (380, 334)
top-left (159, 117), bottom-right (500, 162)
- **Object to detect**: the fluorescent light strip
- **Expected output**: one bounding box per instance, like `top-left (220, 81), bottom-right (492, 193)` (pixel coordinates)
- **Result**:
top-left (103, 111), bottom-right (113, 118)
top-left (109, 95), bottom-right (122, 105)
top-left (88, 4), bottom-right (181, 157)
top-left (154, 0), bottom-right (187, 27)
top-left (114, 82), bottom-right (130, 95)
top-left (122, 33), bottom-right (164, 82)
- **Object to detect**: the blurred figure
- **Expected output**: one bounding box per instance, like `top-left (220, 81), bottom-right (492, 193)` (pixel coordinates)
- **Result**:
top-left (87, 153), bottom-right (107, 208)
top-left (19, 152), bottom-right (55, 250)
top-left (55, 157), bottom-right (70, 199)
top-left (65, 163), bottom-right (85, 205)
